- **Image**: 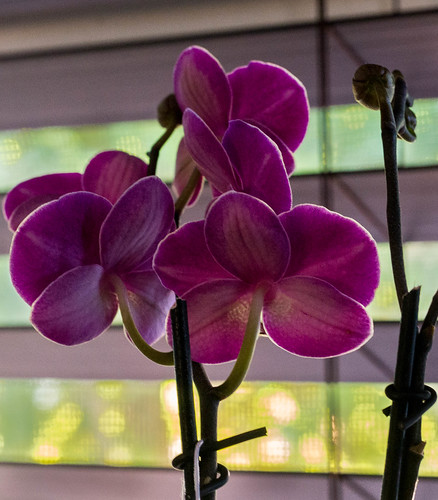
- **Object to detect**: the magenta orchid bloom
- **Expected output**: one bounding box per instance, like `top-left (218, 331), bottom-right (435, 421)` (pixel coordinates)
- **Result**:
top-left (154, 192), bottom-right (380, 364)
top-left (182, 112), bottom-right (292, 214)
top-left (3, 150), bottom-right (148, 231)
top-left (10, 176), bottom-right (175, 346)
top-left (172, 45), bottom-right (309, 203)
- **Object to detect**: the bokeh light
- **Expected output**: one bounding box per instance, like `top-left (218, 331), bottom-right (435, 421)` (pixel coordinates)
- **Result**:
top-left (0, 378), bottom-right (435, 475)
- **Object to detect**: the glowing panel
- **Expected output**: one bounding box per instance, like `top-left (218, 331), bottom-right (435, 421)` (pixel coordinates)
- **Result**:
top-left (0, 378), bottom-right (437, 476)
top-left (0, 99), bottom-right (437, 191)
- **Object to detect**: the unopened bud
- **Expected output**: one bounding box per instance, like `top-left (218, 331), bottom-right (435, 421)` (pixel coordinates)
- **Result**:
top-left (405, 108), bottom-right (417, 135)
top-left (352, 64), bottom-right (395, 110)
top-left (157, 94), bottom-right (182, 128)
top-left (392, 70), bottom-right (417, 142)
top-left (398, 108), bottom-right (417, 142)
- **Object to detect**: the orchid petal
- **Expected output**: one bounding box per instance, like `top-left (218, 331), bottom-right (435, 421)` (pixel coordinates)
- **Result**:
top-left (205, 192), bottom-right (290, 283)
top-left (174, 46), bottom-right (231, 137)
top-left (223, 120), bottom-right (292, 213)
top-left (121, 270), bottom-right (175, 345)
top-left (83, 150), bottom-right (148, 204)
top-left (10, 192), bottom-right (111, 304)
top-left (280, 204), bottom-right (380, 306)
top-left (263, 276), bottom-right (373, 358)
top-left (183, 110), bottom-right (240, 192)
top-left (172, 138), bottom-right (204, 205)
top-left (3, 173), bottom-right (82, 231)
top-left (100, 177), bottom-right (174, 273)
top-left (168, 280), bottom-right (254, 364)
top-left (154, 220), bottom-right (234, 296)
top-left (31, 265), bottom-right (118, 345)
top-left (229, 61), bottom-right (309, 151)
top-left (245, 120), bottom-right (296, 175)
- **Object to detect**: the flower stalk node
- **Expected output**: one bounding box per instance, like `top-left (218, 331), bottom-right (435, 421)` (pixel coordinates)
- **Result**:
top-left (172, 426), bottom-right (267, 470)
top-left (383, 383), bottom-right (437, 430)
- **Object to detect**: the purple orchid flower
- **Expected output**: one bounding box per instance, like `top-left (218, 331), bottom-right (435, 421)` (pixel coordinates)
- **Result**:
top-left (10, 176), bottom-right (175, 346)
top-left (3, 150), bottom-right (148, 231)
top-left (172, 45), bottom-right (309, 203)
top-left (182, 111), bottom-right (292, 214)
top-left (154, 191), bottom-right (380, 364)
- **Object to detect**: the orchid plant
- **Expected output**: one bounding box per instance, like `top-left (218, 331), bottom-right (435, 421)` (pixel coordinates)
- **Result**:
top-left (2, 46), bottom-right (436, 500)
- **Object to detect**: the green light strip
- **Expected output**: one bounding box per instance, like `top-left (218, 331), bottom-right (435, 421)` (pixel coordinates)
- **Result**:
top-left (0, 121), bottom-right (184, 191)
top-left (0, 242), bottom-right (436, 327)
top-left (0, 378), bottom-right (436, 475)
top-left (368, 241), bottom-right (438, 322)
top-left (0, 99), bottom-right (437, 191)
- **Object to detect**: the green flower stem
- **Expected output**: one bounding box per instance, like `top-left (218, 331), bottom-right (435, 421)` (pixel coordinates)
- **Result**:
top-left (214, 286), bottom-right (265, 401)
top-left (111, 275), bottom-right (174, 366)
top-left (190, 287), bottom-right (265, 498)
top-left (174, 168), bottom-right (202, 226)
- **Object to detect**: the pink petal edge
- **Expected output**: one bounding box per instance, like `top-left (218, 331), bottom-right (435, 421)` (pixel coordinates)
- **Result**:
top-left (31, 265), bottom-right (118, 346)
top-left (263, 276), bottom-right (373, 358)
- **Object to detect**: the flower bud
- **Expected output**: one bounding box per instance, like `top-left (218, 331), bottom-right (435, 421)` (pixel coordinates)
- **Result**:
top-left (352, 64), bottom-right (395, 110)
top-left (405, 108), bottom-right (417, 135)
top-left (157, 94), bottom-right (182, 128)
top-left (391, 69), bottom-right (417, 142)
top-left (398, 108), bottom-right (417, 142)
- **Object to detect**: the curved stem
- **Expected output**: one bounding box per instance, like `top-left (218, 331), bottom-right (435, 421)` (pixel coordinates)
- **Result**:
top-left (111, 275), bottom-right (174, 366)
top-left (147, 122), bottom-right (178, 177)
top-left (191, 288), bottom-right (266, 497)
top-left (378, 95), bottom-right (408, 309)
top-left (213, 286), bottom-right (265, 401)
